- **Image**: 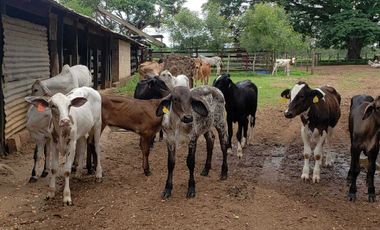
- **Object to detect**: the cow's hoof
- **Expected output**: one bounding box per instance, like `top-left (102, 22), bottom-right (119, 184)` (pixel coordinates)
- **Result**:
top-left (95, 177), bottom-right (103, 183)
top-left (368, 194), bottom-right (376, 203)
top-left (161, 189), bottom-right (172, 199)
top-left (241, 138), bottom-right (246, 148)
top-left (144, 169), bottom-right (152, 176)
top-left (348, 193), bottom-right (356, 202)
top-left (227, 148), bottom-right (233, 156)
top-left (87, 168), bottom-right (95, 175)
top-left (46, 192), bottom-right (55, 200)
top-left (237, 150), bottom-right (243, 159)
top-left (312, 175), bottom-right (320, 183)
top-left (301, 173), bottom-right (309, 181)
top-left (29, 177), bottom-right (38, 183)
top-left (63, 198), bottom-right (73, 206)
top-left (40, 171), bottom-right (49, 178)
top-left (200, 168), bottom-right (209, 177)
top-left (186, 188), bottom-right (196, 198)
top-left (220, 174), bottom-right (228, 181)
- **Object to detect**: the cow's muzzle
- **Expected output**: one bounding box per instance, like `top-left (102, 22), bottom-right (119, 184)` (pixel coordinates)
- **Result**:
top-left (59, 118), bottom-right (71, 127)
top-left (284, 110), bottom-right (295, 119)
top-left (181, 115), bottom-right (193, 123)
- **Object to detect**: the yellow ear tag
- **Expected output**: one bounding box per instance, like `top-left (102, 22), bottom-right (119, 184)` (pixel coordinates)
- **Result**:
top-left (162, 106), bottom-right (169, 114)
top-left (37, 103), bottom-right (45, 112)
top-left (313, 96), bottom-right (319, 104)
top-left (281, 97), bottom-right (289, 103)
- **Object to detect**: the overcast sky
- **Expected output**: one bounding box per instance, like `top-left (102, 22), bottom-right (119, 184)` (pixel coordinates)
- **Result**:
top-left (144, 0), bottom-right (208, 47)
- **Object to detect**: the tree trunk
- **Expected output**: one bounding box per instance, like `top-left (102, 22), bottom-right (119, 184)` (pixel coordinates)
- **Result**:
top-left (346, 37), bottom-right (363, 60)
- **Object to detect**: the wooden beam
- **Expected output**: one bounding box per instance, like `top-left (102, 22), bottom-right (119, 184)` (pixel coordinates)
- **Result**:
top-left (49, 13), bottom-right (59, 76)
top-left (83, 26), bottom-right (89, 67)
top-left (97, 7), bottom-right (165, 48)
top-left (93, 49), bottom-right (99, 89)
top-left (72, 20), bottom-right (79, 65)
top-left (58, 14), bottom-right (64, 70)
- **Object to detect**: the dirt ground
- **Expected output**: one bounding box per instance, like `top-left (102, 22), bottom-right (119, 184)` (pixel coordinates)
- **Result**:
top-left (1, 65), bottom-right (380, 230)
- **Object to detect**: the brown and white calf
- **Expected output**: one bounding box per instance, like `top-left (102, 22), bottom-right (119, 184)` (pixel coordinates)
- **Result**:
top-left (156, 86), bottom-right (228, 199)
top-left (281, 82), bottom-right (341, 183)
top-left (348, 95), bottom-right (380, 202)
top-left (272, 57), bottom-right (296, 76)
top-left (26, 87), bottom-right (102, 206)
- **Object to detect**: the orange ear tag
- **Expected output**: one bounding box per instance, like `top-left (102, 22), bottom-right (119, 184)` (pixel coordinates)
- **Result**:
top-left (162, 106), bottom-right (169, 114)
top-left (37, 103), bottom-right (45, 112)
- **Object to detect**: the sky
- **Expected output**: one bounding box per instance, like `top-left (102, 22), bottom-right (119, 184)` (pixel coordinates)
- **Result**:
top-left (143, 0), bottom-right (208, 47)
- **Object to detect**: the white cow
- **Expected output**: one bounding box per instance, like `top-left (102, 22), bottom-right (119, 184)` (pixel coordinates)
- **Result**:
top-left (26, 87), bottom-right (102, 206)
top-left (159, 70), bottom-right (190, 90)
top-left (368, 60), bottom-right (380, 68)
top-left (272, 57), bottom-right (296, 76)
top-left (26, 64), bottom-right (93, 183)
top-left (199, 55), bottom-right (222, 75)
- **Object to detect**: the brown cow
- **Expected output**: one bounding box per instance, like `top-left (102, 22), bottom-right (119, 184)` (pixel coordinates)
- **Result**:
top-left (347, 95), bottom-right (380, 202)
top-left (281, 82), bottom-right (341, 183)
top-left (194, 58), bottom-right (211, 86)
top-left (138, 61), bottom-right (164, 80)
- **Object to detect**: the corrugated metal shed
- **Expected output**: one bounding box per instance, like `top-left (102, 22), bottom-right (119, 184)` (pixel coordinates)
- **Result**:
top-left (2, 15), bottom-right (50, 139)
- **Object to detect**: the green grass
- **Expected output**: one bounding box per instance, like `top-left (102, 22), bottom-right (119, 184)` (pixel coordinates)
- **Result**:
top-left (117, 69), bottom-right (312, 107)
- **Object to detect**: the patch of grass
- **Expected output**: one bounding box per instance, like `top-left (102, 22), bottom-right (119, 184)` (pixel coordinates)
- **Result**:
top-left (116, 74), bottom-right (139, 96)
top-left (116, 69), bottom-right (312, 107)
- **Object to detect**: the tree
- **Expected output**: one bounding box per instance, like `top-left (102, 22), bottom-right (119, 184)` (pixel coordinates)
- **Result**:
top-left (60, 0), bottom-right (185, 30)
top-left (60, 0), bottom-right (94, 16)
top-left (202, 2), bottom-right (232, 52)
top-left (277, 0), bottom-right (380, 60)
top-left (165, 8), bottom-right (208, 50)
top-left (240, 3), bottom-right (305, 53)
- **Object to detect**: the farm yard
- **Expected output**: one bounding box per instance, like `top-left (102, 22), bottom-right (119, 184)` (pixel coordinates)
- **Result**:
top-left (1, 65), bottom-right (380, 229)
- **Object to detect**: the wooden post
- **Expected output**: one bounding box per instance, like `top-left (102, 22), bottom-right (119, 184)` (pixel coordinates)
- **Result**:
top-left (93, 49), bottom-right (99, 89)
top-left (58, 14), bottom-right (64, 70)
top-left (227, 54), bottom-right (230, 73)
top-left (311, 49), bottom-right (315, 75)
top-left (72, 20), bottom-right (79, 65)
top-left (83, 26), bottom-right (89, 67)
top-left (49, 13), bottom-right (59, 77)
top-left (0, 0), bottom-right (7, 156)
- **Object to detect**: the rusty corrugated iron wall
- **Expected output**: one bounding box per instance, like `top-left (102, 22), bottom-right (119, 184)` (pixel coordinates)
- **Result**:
top-left (2, 15), bottom-right (50, 139)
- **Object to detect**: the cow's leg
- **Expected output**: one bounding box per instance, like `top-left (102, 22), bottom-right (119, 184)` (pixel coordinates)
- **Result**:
top-left (63, 140), bottom-right (77, 206)
top-left (41, 140), bottom-right (50, 178)
top-left (367, 146), bottom-right (379, 202)
top-left (325, 127), bottom-right (335, 167)
top-left (29, 146), bottom-right (39, 183)
top-left (348, 145), bottom-right (361, 201)
top-left (159, 130), bottom-right (164, 141)
top-left (47, 141), bottom-right (59, 199)
top-left (301, 126), bottom-right (312, 181)
top-left (286, 65), bottom-right (290, 76)
top-left (162, 143), bottom-right (175, 199)
top-left (216, 121), bottom-right (228, 180)
top-left (94, 124), bottom-right (103, 182)
top-left (312, 131), bottom-right (327, 183)
top-left (227, 118), bottom-right (233, 155)
top-left (236, 120), bottom-right (243, 158)
top-left (86, 137), bottom-right (95, 175)
top-left (272, 65), bottom-right (276, 75)
top-left (241, 117), bottom-right (249, 148)
top-left (187, 138), bottom-right (197, 198)
top-left (74, 137), bottom-right (86, 178)
top-left (141, 136), bottom-right (153, 176)
top-left (201, 131), bottom-right (215, 177)
top-left (216, 64), bottom-right (221, 75)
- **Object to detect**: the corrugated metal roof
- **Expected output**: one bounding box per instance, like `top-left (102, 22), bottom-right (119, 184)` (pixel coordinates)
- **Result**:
top-left (41, 0), bottom-right (146, 47)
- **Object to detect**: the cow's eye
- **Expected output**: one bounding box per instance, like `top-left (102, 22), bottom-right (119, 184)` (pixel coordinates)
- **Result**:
top-left (376, 107), bottom-right (380, 111)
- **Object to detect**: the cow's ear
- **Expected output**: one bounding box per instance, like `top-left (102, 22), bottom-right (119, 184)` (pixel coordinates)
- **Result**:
top-left (281, 89), bottom-right (291, 99)
top-left (310, 90), bottom-right (324, 102)
top-left (363, 103), bottom-right (374, 120)
top-left (25, 96), bottom-right (49, 112)
top-left (70, 97), bottom-right (87, 107)
top-left (191, 98), bottom-right (208, 117)
top-left (156, 95), bottom-right (172, 117)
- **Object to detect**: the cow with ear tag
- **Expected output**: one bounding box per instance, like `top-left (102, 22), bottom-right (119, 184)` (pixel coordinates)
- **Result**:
top-left (281, 81), bottom-right (341, 183)
top-left (25, 86), bottom-right (102, 206)
top-left (156, 86), bottom-right (228, 199)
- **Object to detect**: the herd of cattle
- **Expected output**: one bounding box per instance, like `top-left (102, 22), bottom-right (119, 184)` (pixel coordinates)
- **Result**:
top-left (18, 55), bottom-right (380, 206)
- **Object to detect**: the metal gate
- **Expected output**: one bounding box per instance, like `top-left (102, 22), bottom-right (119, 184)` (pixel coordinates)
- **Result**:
top-left (2, 15), bottom-right (50, 139)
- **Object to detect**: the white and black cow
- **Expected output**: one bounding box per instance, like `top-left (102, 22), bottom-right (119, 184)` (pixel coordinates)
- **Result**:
top-left (348, 95), bottom-right (380, 202)
top-left (281, 81), bottom-right (341, 183)
top-left (213, 73), bottom-right (258, 158)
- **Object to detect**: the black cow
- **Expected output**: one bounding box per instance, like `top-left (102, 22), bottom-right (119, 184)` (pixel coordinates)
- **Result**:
top-left (281, 81), bottom-right (341, 183)
top-left (134, 76), bottom-right (170, 99)
top-left (213, 73), bottom-right (258, 158)
top-left (348, 95), bottom-right (380, 202)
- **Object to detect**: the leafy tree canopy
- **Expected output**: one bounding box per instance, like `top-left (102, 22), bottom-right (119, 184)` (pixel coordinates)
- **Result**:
top-left (240, 3), bottom-right (305, 53)
top-left (277, 0), bottom-right (380, 59)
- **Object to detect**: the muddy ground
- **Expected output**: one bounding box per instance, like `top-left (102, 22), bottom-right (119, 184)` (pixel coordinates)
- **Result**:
top-left (1, 65), bottom-right (380, 229)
